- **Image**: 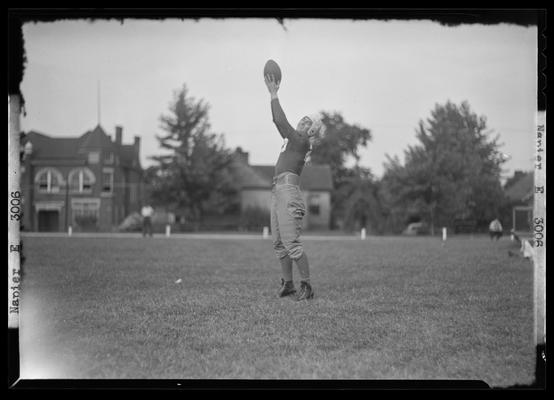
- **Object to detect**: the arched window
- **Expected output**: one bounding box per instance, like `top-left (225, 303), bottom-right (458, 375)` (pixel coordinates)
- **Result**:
top-left (68, 168), bottom-right (95, 193)
top-left (34, 168), bottom-right (63, 193)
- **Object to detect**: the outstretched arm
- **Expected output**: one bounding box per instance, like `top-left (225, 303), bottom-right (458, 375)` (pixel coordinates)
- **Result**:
top-left (264, 74), bottom-right (295, 139)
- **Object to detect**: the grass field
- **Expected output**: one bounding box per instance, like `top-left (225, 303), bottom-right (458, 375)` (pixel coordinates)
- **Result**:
top-left (19, 235), bottom-right (535, 387)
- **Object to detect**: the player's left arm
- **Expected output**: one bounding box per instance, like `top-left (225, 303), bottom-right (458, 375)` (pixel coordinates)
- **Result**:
top-left (265, 74), bottom-right (295, 139)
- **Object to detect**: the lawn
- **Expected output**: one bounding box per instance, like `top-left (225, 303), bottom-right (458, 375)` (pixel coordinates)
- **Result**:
top-left (18, 235), bottom-right (535, 387)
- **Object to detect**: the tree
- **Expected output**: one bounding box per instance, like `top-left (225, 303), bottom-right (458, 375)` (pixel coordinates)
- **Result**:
top-left (338, 166), bottom-right (384, 233)
top-left (310, 112), bottom-right (372, 183)
top-left (310, 111), bottom-right (373, 229)
top-left (380, 100), bottom-right (507, 234)
top-left (147, 84), bottom-right (239, 224)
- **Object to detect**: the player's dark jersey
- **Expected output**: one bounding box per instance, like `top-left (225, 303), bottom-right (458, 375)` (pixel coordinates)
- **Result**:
top-left (271, 98), bottom-right (310, 177)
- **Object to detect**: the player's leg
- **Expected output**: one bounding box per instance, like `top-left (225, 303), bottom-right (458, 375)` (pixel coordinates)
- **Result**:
top-left (271, 190), bottom-right (296, 297)
top-left (278, 256), bottom-right (295, 297)
top-left (276, 185), bottom-right (314, 300)
top-left (295, 254), bottom-right (314, 300)
top-left (280, 255), bottom-right (293, 283)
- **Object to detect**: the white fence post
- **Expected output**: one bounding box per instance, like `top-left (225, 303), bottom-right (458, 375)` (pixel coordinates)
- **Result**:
top-left (442, 227), bottom-right (447, 241)
top-left (165, 224), bottom-right (171, 237)
top-left (68, 226), bottom-right (72, 236)
top-left (361, 228), bottom-right (366, 240)
top-left (262, 226), bottom-right (269, 239)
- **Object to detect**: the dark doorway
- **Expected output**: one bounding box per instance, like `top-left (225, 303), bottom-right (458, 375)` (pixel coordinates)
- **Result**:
top-left (38, 210), bottom-right (60, 232)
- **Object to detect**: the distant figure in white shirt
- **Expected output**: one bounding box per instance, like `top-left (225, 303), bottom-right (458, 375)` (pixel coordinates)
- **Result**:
top-left (141, 205), bottom-right (154, 237)
top-left (489, 218), bottom-right (503, 241)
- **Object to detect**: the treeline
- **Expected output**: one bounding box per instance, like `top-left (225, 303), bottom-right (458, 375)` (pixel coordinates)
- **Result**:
top-left (145, 84), bottom-right (516, 234)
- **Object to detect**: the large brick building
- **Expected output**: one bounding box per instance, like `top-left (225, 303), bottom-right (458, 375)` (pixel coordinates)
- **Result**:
top-left (21, 124), bottom-right (144, 232)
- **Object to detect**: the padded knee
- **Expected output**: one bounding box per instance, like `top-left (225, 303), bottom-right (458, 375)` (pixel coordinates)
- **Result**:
top-left (287, 244), bottom-right (304, 260)
top-left (273, 241), bottom-right (288, 259)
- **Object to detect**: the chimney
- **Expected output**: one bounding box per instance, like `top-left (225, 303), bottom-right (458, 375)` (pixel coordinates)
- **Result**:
top-left (134, 136), bottom-right (141, 152)
top-left (115, 126), bottom-right (123, 146)
top-left (234, 147), bottom-right (249, 165)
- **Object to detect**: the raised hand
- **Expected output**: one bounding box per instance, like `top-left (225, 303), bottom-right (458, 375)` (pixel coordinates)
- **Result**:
top-left (264, 74), bottom-right (280, 96)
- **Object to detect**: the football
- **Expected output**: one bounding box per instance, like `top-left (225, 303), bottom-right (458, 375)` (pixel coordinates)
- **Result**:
top-left (263, 59), bottom-right (282, 84)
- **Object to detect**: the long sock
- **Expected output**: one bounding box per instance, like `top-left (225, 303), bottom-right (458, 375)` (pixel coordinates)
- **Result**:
top-left (279, 255), bottom-right (293, 282)
top-left (295, 253), bottom-right (310, 283)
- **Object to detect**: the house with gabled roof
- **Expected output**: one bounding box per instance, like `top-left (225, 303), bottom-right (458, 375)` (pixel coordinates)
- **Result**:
top-left (504, 170), bottom-right (534, 234)
top-left (232, 148), bottom-right (333, 230)
top-left (21, 124), bottom-right (144, 232)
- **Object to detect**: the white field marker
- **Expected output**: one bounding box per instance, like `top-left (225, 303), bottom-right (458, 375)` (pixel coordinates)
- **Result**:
top-left (361, 228), bottom-right (366, 240)
top-left (263, 226), bottom-right (269, 239)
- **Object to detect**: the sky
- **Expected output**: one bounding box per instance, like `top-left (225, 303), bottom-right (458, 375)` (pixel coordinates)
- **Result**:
top-left (20, 17), bottom-right (538, 180)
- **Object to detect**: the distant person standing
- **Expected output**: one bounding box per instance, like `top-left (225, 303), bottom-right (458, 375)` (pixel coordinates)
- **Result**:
top-left (141, 204), bottom-right (154, 237)
top-left (489, 218), bottom-right (503, 241)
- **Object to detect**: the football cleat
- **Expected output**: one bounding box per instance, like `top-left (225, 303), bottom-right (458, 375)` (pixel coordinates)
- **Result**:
top-left (296, 281), bottom-right (314, 301)
top-left (278, 279), bottom-right (297, 297)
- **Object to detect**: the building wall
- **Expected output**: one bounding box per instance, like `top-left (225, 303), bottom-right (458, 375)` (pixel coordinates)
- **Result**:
top-left (126, 168), bottom-right (143, 215)
top-left (241, 189), bottom-right (272, 212)
top-left (22, 163), bottom-right (77, 232)
top-left (305, 191), bottom-right (331, 230)
top-left (22, 159), bottom-right (141, 232)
